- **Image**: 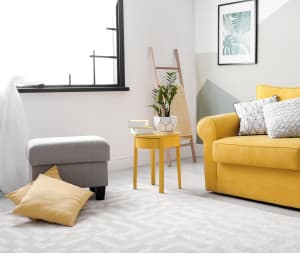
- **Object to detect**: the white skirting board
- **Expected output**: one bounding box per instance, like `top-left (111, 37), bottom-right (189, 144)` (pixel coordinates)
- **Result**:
top-left (109, 144), bottom-right (203, 171)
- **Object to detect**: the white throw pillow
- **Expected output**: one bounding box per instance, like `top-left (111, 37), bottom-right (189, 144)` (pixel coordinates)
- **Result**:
top-left (263, 97), bottom-right (300, 138)
top-left (234, 96), bottom-right (277, 135)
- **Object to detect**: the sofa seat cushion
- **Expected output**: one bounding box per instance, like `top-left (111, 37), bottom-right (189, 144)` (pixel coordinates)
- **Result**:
top-left (28, 136), bottom-right (110, 166)
top-left (213, 135), bottom-right (300, 170)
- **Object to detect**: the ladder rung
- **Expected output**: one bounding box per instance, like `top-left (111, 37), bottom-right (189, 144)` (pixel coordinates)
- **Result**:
top-left (181, 143), bottom-right (192, 147)
top-left (155, 67), bottom-right (179, 70)
top-left (180, 134), bottom-right (192, 138)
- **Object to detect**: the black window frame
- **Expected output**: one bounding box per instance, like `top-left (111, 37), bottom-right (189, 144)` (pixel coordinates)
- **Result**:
top-left (18, 0), bottom-right (129, 93)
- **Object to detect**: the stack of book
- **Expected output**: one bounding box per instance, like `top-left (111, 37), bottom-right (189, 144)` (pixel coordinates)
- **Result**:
top-left (128, 120), bottom-right (154, 134)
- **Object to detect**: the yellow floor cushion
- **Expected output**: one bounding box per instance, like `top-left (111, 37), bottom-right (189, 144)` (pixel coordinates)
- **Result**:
top-left (6, 165), bottom-right (62, 204)
top-left (213, 135), bottom-right (300, 170)
top-left (13, 174), bottom-right (93, 227)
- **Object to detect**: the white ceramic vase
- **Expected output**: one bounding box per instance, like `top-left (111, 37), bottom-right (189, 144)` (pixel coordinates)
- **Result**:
top-left (153, 116), bottom-right (177, 132)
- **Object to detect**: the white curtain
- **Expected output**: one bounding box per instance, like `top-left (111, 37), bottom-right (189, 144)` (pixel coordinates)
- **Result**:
top-left (0, 77), bottom-right (30, 194)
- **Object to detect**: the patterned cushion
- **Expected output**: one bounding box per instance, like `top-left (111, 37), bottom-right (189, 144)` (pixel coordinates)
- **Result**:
top-left (263, 97), bottom-right (300, 138)
top-left (234, 96), bottom-right (277, 135)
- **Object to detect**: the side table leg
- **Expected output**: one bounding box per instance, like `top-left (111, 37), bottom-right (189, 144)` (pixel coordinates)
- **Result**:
top-left (176, 146), bottom-right (182, 189)
top-left (133, 146), bottom-right (138, 189)
top-left (159, 146), bottom-right (165, 193)
top-left (167, 149), bottom-right (172, 167)
top-left (151, 149), bottom-right (155, 185)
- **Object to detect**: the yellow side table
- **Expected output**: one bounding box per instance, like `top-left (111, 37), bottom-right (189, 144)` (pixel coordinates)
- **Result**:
top-left (133, 132), bottom-right (182, 193)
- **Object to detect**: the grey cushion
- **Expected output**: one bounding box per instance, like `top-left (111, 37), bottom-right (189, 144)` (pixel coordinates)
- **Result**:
top-left (263, 97), bottom-right (300, 138)
top-left (27, 136), bottom-right (110, 166)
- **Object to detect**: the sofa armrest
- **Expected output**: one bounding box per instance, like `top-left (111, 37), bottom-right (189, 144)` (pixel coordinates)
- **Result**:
top-left (197, 112), bottom-right (239, 142)
top-left (197, 113), bottom-right (239, 191)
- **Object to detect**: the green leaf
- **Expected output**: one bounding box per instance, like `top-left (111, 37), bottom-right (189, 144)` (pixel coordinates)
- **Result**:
top-left (149, 72), bottom-right (179, 116)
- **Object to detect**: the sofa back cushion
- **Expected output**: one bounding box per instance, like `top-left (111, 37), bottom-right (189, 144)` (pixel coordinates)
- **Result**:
top-left (234, 96), bottom-right (277, 135)
top-left (256, 85), bottom-right (300, 101)
top-left (263, 97), bottom-right (300, 138)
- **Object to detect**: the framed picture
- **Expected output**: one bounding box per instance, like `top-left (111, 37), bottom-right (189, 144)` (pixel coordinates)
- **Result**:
top-left (218, 0), bottom-right (257, 65)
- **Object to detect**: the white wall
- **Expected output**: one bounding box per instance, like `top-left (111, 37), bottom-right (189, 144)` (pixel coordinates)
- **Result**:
top-left (194, 0), bottom-right (289, 54)
top-left (20, 0), bottom-right (197, 169)
top-left (194, 0), bottom-right (300, 103)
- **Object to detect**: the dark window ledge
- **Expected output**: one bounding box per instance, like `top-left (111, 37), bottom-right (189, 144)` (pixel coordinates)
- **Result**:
top-left (18, 85), bottom-right (130, 93)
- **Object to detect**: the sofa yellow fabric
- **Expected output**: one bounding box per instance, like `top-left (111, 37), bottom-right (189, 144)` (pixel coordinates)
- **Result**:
top-left (13, 174), bottom-right (92, 226)
top-left (213, 135), bottom-right (300, 171)
top-left (217, 163), bottom-right (300, 208)
top-left (257, 84), bottom-right (300, 101)
top-left (197, 113), bottom-right (239, 190)
top-left (197, 85), bottom-right (300, 208)
top-left (6, 165), bottom-right (62, 204)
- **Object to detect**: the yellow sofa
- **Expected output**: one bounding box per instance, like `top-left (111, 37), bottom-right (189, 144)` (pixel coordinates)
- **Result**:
top-left (197, 85), bottom-right (300, 208)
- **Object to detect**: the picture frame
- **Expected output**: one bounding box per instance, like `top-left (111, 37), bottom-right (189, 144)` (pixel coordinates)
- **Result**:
top-left (218, 0), bottom-right (257, 65)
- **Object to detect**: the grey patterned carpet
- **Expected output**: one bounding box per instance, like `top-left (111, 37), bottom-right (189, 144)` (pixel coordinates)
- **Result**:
top-left (1, 159), bottom-right (300, 253)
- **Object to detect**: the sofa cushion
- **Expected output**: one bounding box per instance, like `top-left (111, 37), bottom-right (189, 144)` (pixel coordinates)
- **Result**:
top-left (257, 84), bottom-right (300, 101)
top-left (234, 96), bottom-right (277, 135)
top-left (263, 97), bottom-right (300, 138)
top-left (213, 135), bottom-right (300, 170)
top-left (27, 136), bottom-right (110, 166)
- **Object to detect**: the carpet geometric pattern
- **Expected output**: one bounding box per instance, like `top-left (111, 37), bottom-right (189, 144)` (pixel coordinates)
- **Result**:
top-left (1, 159), bottom-right (300, 253)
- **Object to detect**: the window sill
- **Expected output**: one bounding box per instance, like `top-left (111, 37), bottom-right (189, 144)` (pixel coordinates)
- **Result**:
top-left (18, 85), bottom-right (130, 93)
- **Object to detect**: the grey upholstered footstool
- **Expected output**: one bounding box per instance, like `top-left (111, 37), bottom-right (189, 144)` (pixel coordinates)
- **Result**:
top-left (27, 136), bottom-right (110, 200)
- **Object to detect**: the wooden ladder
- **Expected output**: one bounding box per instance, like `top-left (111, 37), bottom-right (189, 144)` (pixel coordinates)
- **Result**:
top-left (149, 47), bottom-right (197, 166)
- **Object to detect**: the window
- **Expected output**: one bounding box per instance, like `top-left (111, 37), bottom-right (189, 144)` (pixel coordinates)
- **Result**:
top-left (10, 0), bottom-right (128, 92)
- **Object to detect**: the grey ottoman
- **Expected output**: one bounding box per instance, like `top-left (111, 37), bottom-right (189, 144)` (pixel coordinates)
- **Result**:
top-left (27, 136), bottom-right (110, 200)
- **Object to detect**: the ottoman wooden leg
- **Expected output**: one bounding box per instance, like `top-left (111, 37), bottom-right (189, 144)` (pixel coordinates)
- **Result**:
top-left (90, 186), bottom-right (106, 200)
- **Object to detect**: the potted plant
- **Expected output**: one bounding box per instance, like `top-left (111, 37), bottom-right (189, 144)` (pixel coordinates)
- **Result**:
top-left (149, 72), bottom-right (179, 132)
